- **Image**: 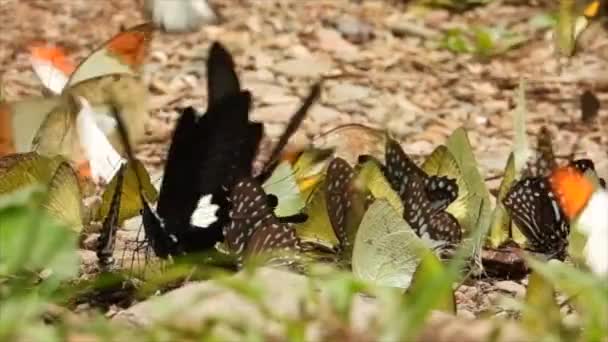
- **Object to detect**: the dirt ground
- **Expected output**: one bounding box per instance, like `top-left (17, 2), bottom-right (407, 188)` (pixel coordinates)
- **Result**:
top-left (1, 0), bottom-right (606, 322)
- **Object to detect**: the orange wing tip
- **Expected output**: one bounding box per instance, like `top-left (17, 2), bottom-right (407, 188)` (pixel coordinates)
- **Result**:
top-left (550, 166), bottom-right (594, 219)
top-left (0, 102), bottom-right (15, 157)
top-left (76, 161), bottom-right (93, 183)
top-left (584, 0), bottom-right (600, 18)
top-left (280, 149), bottom-right (303, 165)
top-left (106, 23), bottom-right (153, 69)
top-left (29, 44), bottom-right (76, 75)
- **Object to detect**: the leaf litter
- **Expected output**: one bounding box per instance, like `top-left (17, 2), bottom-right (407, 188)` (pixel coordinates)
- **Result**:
top-left (0, 0), bottom-right (607, 340)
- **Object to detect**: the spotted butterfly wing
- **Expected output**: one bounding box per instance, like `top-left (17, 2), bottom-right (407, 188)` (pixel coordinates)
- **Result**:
top-left (502, 177), bottom-right (569, 258)
top-left (325, 158), bottom-right (356, 251)
top-left (423, 175), bottom-right (459, 213)
top-left (384, 138), bottom-right (461, 242)
top-left (371, 142), bottom-right (458, 215)
top-left (224, 178), bottom-right (300, 263)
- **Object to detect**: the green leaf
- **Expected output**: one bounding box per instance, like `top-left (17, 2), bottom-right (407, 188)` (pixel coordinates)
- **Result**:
top-left (526, 257), bottom-right (608, 340)
top-left (556, 0), bottom-right (577, 57)
top-left (522, 271), bottom-right (563, 338)
top-left (473, 27), bottom-right (496, 57)
top-left (0, 187), bottom-right (79, 341)
top-left (352, 200), bottom-right (432, 289)
top-left (442, 29), bottom-right (473, 54)
top-left (0, 188), bottom-right (79, 279)
top-left (405, 251), bottom-right (456, 314)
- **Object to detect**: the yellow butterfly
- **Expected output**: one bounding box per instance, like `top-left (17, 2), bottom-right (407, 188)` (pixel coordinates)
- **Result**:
top-left (1, 24), bottom-right (153, 181)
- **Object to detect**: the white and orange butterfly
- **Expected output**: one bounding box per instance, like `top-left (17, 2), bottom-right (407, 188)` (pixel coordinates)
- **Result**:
top-left (1, 23), bottom-right (153, 182)
top-left (550, 166), bottom-right (608, 277)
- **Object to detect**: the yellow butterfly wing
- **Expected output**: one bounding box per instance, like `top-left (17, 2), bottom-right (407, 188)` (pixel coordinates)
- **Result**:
top-left (44, 162), bottom-right (84, 232)
top-left (65, 23), bottom-right (153, 89)
top-left (295, 176), bottom-right (340, 250)
top-left (96, 159), bottom-right (158, 224)
top-left (422, 145), bottom-right (474, 232)
top-left (487, 153), bottom-right (519, 248)
top-left (355, 159), bottom-right (403, 213)
top-left (0, 153), bottom-right (65, 195)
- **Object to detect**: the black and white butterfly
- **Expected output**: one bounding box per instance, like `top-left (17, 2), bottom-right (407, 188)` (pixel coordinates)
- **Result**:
top-left (136, 42), bottom-right (319, 261)
top-left (384, 138), bottom-right (461, 243)
top-left (138, 42), bottom-right (262, 258)
top-left (502, 176), bottom-right (569, 259)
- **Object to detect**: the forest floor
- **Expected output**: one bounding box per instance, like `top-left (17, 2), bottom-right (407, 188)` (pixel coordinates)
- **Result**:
top-left (0, 0), bottom-right (606, 339)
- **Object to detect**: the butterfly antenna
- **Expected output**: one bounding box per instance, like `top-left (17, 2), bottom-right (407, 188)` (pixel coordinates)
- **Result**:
top-left (262, 82), bottom-right (321, 176)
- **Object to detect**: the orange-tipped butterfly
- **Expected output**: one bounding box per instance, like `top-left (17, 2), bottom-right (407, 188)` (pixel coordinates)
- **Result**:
top-left (503, 158), bottom-right (604, 259)
top-left (28, 23), bottom-right (152, 95)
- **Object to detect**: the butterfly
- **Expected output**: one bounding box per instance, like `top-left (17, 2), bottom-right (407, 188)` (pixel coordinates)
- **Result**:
top-left (30, 23), bottom-right (153, 93)
top-left (503, 176), bottom-right (570, 258)
top-left (568, 158), bottom-right (606, 188)
top-left (135, 42), bottom-right (319, 262)
top-left (97, 164), bottom-right (126, 269)
top-left (0, 153), bottom-right (84, 232)
top-left (3, 24), bottom-right (153, 180)
top-left (383, 138), bottom-right (461, 243)
top-left (325, 158), bottom-right (357, 252)
top-left (223, 178), bottom-right (301, 265)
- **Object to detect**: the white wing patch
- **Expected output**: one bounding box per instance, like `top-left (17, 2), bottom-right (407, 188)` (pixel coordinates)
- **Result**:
top-left (75, 97), bottom-right (124, 183)
top-left (31, 56), bottom-right (69, 95)
top-left (577, 190), bottom-right (608, 277)
top-left (191, 194), bottom-right (220, 228)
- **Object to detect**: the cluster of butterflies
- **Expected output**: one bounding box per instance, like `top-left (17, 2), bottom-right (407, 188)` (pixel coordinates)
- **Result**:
top-left (1, 23), bottom-right (605, 278)
top-left (98, 40), bottom-right (469, 270)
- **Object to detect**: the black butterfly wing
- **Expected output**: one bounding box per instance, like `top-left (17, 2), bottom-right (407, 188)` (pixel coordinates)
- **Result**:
top-left (503, 177), bottom-right (569, 257)
top-left (570, 159), bottom-right (606, 188)
top-left (325, 157), bottom-right (355, 250)
top-left (206, 42), bottom-right (241, 109)
top-left (156, 108), bottom-right (202, 230)
top-left (141, 195), bottom-right (179, 258)
top-left (195, 91), bottom-right (262, 203)
top-left (385, 138), bottom-right (461, 242)
top-left (96, 164), bottom-right (125, 268)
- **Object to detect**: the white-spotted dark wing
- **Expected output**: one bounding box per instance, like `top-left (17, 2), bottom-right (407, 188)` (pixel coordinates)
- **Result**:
top-left (224, 178), bottom-right (300, 261)
top-left (384, 138), bottom-right (461, 242)
top-left (423, 175), bottom-right (459, 213)
top-left (325, 157), bottom-right (356, 250)
top-left (503, 177), bottom-right (569, 258)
